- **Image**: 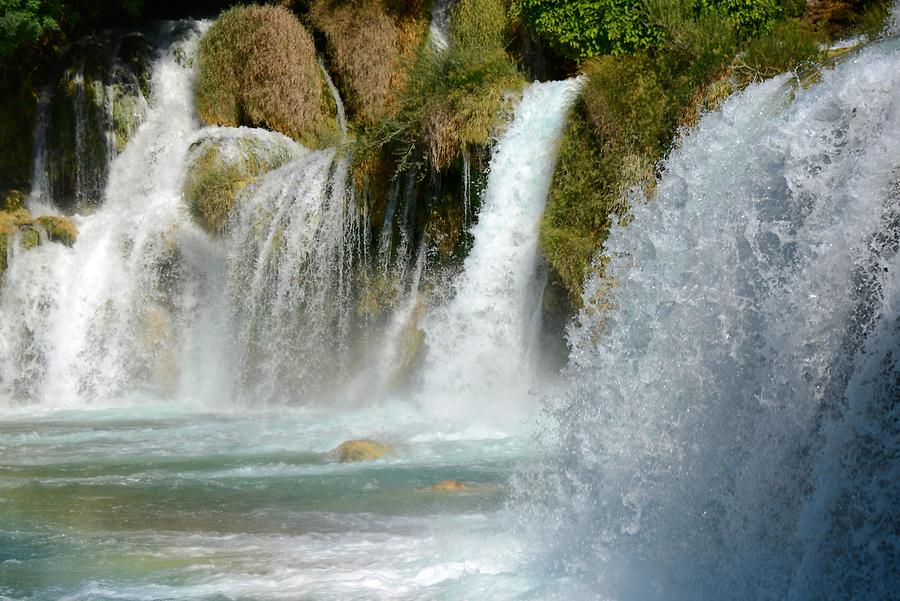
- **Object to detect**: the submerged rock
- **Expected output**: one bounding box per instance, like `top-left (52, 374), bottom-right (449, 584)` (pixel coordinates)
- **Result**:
top-left (183, 128), bottom-right (303, 235)
top-left (421, 480), bottom-right (501, 493)
top-left (332, 439), bottom-right (392, 462)
top-left (423, 479), bottom-right (471, 492)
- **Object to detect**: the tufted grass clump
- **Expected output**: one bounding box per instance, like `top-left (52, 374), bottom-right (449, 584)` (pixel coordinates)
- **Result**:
top-left (309, 0), bottom-right (429, 125)
top-left (196, 4), bottom-right (337, 148)
top-left (359, 0), bottom-right (525, 172)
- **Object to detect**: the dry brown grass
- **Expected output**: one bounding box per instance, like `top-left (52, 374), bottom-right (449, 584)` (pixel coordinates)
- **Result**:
top-left (309, 0), bottom-right (429, 124)
top-left (196, 5), bottom-right (336, 147)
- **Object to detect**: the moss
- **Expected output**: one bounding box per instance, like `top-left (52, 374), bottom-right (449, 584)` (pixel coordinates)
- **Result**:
top-left (183, 131), bottom-right (300, 235)
top-left (35, 215), bottom-right (78, 246)
top-left (332, 439), bottom-right (392, 462)
top-left (1, 190), bottom-right (27, 212)
top-left (424, 194), bottom-right (465, 259)
top-left (19, 227), bottom-right (41, 250)
top-left (196, 5), bottom-right (338, 148)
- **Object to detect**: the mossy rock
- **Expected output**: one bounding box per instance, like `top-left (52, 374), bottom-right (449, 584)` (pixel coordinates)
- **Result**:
top-left (35, 216), bottom-right (79, 246)
top-left (0, 208), bottom-right (79, 276)
top-left (183, 129), bottom-right (303, 235)
top-left (332, 439), bottom-right (392, 462)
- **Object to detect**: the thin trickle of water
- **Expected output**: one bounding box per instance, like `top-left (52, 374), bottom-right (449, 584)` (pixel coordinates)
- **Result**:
top-left (521, 36), bottom-right (900, 600)
top-left (429, 0), bottom-right (457, 50)
top-left (318, 59), bottom-right (347, 137)
top-left (420, 78), bottom-right (581, 422)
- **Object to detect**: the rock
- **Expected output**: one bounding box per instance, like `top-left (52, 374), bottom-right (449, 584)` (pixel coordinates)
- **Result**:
top-left (0, 209), bottom-right (79, 275)
top-left (332, 439), bottom-right (392, 462)
top-left (35, 216), bottom-right (78, 247)
top-left (423, 479), bottom-right (472, 492)
top-left (421, 479), bottom-right (502, 493)
top-left (183, 128), bottom-right (303, 235)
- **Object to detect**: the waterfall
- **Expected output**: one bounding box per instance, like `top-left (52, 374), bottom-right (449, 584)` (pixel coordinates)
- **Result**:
top-left (0, 22), bottom-right (207, 406)
top-left (224, 150), bottom-right (361, 404)
top-left (429, 0), bottom-right (457, 50)
top-left (521, 35), bottom-right (900, 600)
top-left (29, 29), bottom-right (157, 213)
top-left (420, 79), bottom-right (581, 421)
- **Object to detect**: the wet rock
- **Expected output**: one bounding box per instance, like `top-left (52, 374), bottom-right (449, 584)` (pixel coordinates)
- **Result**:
top-left (0, 208), bottom-right (79, 275)
top-left (183, 128), bottom-right (303, 235)
top-left (332, 439), bottom-right (392, 462)
top-left (423, 479), bottom-right (472, 492)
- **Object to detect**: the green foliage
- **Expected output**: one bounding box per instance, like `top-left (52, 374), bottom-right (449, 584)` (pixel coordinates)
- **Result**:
top-left (359, 0), bottom-right (525, 171)
top-left (0, 0), bottom-right (66, 57)
top-left (540, 4), bottom-right (829, 302)
top-left (512, 0), bottom-right (791, 59)
top-left (0, 0), bottom-right (144, 57)
top-left (511, 0), bottom-right (653, 58)
top-left (196, 4), bottom-right (337, 148)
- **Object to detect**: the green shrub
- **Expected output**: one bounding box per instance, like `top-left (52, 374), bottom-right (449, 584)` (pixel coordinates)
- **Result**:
top-left (511, 0), bottom-right (790, 59)
top-left (196, 4), bottom-right (337, 148)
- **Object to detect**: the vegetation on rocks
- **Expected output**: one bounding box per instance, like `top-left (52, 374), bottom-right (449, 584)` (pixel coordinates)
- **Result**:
top-left (309, 0), bottom-right (430, 124)
top-left (0, 206), bottom-right (77, 275)
top-left (359, 0), bottom-right (525, 172)
top-left (539, 0), bottom-right (892, 304)
top-left (196, 4), bottom-right (338, 149)
top-left (183, 130), bottom-right (302, 235)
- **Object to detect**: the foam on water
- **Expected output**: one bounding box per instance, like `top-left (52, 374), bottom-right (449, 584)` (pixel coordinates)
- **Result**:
top-left (520, 35), bottom-right (900, 600)
top-left (420, 78), bottom-right (581, 423)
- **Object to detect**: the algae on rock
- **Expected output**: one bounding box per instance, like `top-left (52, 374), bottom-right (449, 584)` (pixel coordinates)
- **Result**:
top-left (183, 128), bottom-right (304, 235)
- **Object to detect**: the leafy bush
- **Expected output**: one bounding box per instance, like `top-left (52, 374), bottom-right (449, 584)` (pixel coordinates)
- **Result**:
top-left (196, 4), bottom-right (337, 148)
top-left (511, 0), bottom-right (653, 58)
top-left (511, 0), bottom-right (790, 59)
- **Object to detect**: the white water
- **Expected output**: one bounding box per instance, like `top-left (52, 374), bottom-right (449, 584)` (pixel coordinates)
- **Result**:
top-left (1, 22), bottom-right (208, 406)
top-left (429, 0), bottom-right (457, 50)
top-left (522, 36), bottom-right (900, 600)
top-left (420, 79), bottom-right (581, 422)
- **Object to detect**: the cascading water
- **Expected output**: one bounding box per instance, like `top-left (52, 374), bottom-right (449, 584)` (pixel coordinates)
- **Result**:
top-left (420, 78), bottom-right (581, 421)
top-left (429, 0), bottom-right (457, 50)
top-left (225, 150), bottom-right (361, 403)
top-left (520, 35), bottom-right (900, 600)
top-left (29, 29), bottom-right (155, 213)
top-left (0, 21), bottom-right (207, 406)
